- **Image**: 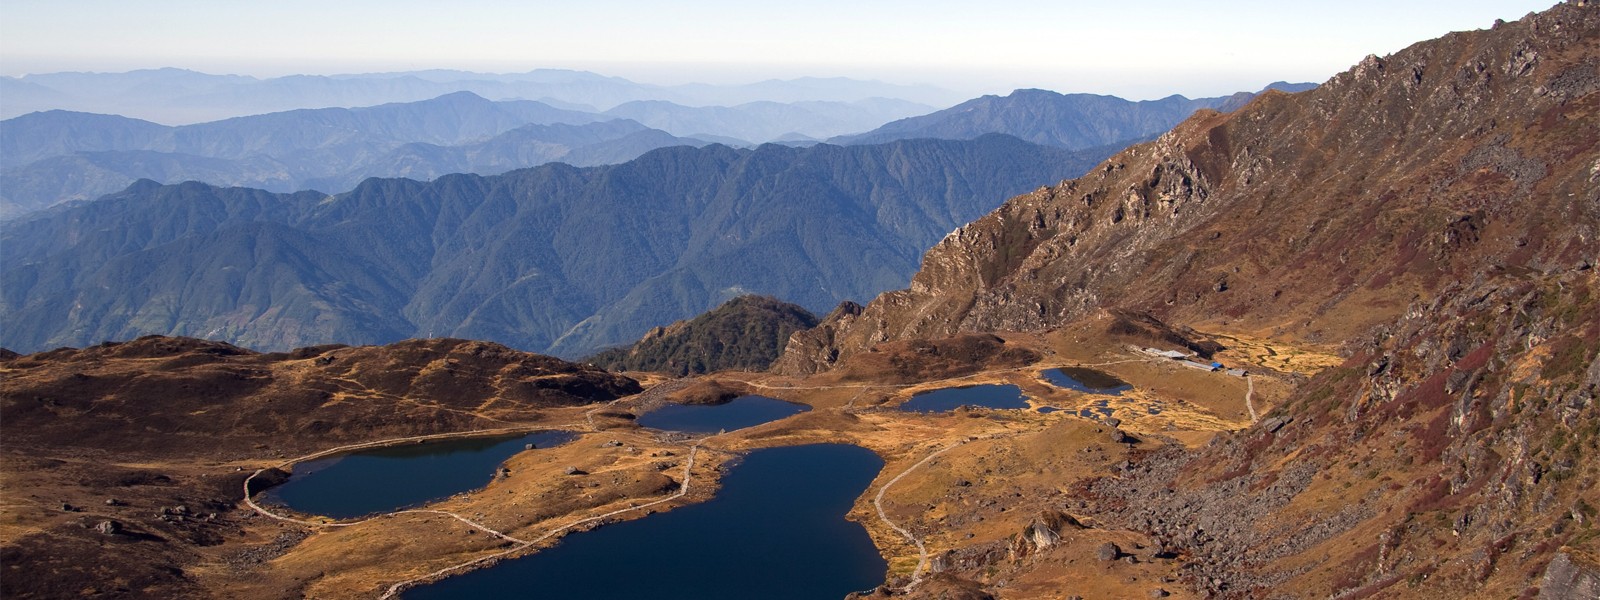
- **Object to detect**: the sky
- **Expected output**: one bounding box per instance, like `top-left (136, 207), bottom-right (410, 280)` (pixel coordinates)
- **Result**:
top-left (0, 0), bottom-right (1561, 100)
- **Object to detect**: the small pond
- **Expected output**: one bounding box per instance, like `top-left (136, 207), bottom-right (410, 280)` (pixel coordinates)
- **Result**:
top-left (404, 443), bottom-right (888, 600)
top-left (259, 430), bottom-right (576, 519)
top-left (1079, 399), bottom-right (1115, 421)
top-left (898, 384), bottom-right (1029, 413)
top-left (637, 395), bottom-right (809, 433)
top-left (1041, 367), bottom-right (1133, 395)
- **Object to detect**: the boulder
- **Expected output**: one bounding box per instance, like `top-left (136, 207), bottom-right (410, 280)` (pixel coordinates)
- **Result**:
top-left (1096, 542), bottom-right (1122, 561)
top-left (1539, 550), bottom-right (1600, 599)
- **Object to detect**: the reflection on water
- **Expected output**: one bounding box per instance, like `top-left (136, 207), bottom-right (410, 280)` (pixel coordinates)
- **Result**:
top-left (405, 444), bottom-right (888, 600)
top-left (1041, 367), bottom-right (1133, 395)
top-left (260, 430), bottom-right (575, 519)
top-left (637, 395), bottom-right (809, 433)
top-left (899, 384), bottom-right (1028, 413)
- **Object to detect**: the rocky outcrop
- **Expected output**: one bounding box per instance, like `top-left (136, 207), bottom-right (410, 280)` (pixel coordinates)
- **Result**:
top-left (770, 301), bottom-right (862, 375)
top-left (1008, 510), bottom-right (1084, 561)
top-left (1540, 550), bottom-right (1600, 600)
top-left (779, 1), bottom-right (1600, 372)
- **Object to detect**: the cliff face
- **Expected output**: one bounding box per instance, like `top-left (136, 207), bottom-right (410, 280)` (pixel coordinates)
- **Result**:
top-left (776, 3), bottom-right (1600, 375)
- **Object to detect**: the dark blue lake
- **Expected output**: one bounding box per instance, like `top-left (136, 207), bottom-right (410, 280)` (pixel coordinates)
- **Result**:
top-left (636, 395), bottom-right (809, 433)
top-left (898, 384), bottom-right (1029, 413)
top-left (259, 430), bottom-right (576, 519)
top-left (404, 443), bottom-right (888, 600)
top-left (1041, 367), bottom-right (1133, 395)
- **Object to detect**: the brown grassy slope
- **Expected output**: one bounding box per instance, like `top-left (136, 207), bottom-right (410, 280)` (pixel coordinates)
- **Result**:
top-left (775, 2), bottom-right (1600, 374)
top-left (0, 335), bottom-right (640, 458)
top-left (0, 336), bottom-right (639, 599)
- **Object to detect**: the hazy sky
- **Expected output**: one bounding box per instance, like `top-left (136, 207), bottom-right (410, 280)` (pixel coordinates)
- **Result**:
top-left (0, 0), bottom-right (1559, 99)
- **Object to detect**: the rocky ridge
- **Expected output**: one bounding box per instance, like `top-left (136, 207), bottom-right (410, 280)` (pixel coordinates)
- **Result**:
top-left (776, 2), bottom-right (1600, 375)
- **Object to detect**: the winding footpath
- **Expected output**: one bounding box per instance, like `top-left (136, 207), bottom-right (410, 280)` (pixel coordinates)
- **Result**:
top-left (873, 441), bottom-right (963, 590)
top-left (375, 443), bottom-right (703, 599)
top-left (871, 432), bottom-right (1021, 593)
top-left (1244, 374), bottom-right (1258, 423)
top-left (243, 436), bottom-right (704, 599)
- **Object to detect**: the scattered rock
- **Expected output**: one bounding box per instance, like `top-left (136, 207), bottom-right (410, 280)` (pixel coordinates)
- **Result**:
top-left (94, 520), bottom-right (122, 535)
top-left (1097, 542), bottom-right (1122, 561)
top-left (1148, 588), bottom-right (1170, 598)
top-left (564, 466), bottom-right (587, 476)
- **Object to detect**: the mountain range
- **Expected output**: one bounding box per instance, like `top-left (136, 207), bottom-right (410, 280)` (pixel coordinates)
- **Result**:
top-left (1, 134), bottom-right (1105, 358)
top-left (1, 82), bottom-right (1309, 220)
top-left (0, 68), bottom-right (966, 124)
top-left (831, 82), bottom-right (1316, 150)
top-left (0, 92), bottom-right (937, 218)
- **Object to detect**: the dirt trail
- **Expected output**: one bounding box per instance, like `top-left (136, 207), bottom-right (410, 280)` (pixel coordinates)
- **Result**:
top-left (239, 381), bottom-right (713, 599)
top-left (376, 443), bottom-right (705, 599)
top-left (1245, 375), bottom-right (1258, 423)
top-left (871, 431), bottom-right (1022, 593)
top-left (874, 441), bottom-right (961, 590)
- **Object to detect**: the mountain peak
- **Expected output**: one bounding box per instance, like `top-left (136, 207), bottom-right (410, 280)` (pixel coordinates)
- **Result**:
top-left (781, 1), bottom-right (1600, 374)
